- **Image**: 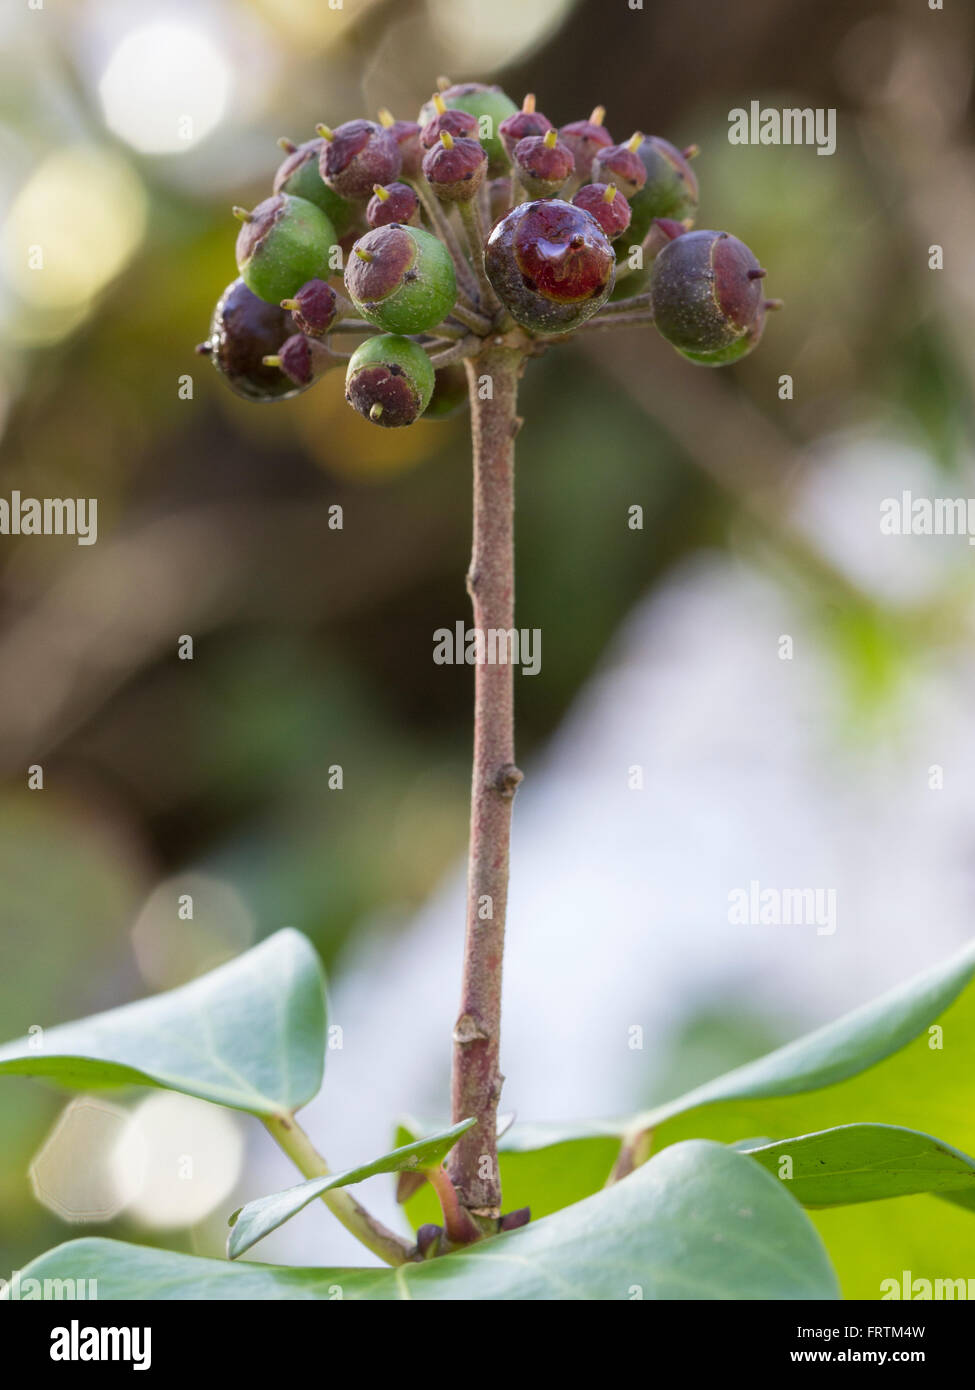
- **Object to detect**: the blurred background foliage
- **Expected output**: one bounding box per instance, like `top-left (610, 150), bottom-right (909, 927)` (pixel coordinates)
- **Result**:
top-left (0, 0), bottom-right (973, 1274)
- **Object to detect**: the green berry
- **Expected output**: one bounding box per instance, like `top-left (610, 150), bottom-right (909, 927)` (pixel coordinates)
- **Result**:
top-left (273, 138), bottom-right (358, 237)
top-left (344, 224), bottom-right (456, 334)
top-left (234, 194), bottom-right (336, 305)
top-left (345, 334), bottom-right (435, 426)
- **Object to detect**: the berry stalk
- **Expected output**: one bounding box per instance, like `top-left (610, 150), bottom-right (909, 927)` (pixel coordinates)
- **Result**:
top-left (448, 345), bottom-right (524, 1222)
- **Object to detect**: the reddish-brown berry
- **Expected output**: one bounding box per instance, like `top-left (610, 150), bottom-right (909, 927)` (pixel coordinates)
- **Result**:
top-left (559, 106), bottom-right (613, 182)
top-left (422, 131), bottom-right (488, 202)
top-left (592, 134), bottom-right (647, 200)
top-left (367, 182), bottom-right (420, 228)
top-left (377, 110), bottom-right (423, 180)
top-left (514, 130), bottom-right (574, 199)
top-left (264, 332), bottom-right (340, 386)
top-left (499, 93), bottom-right (553, 160)
top-left (318, 119), bottom-right (401, 199)
top-left (484, 198), bottom-right (615, 334)
top-left (572, 182), bottom-right (631, 240)
top-left (280, 278), bottom-right (338, 336)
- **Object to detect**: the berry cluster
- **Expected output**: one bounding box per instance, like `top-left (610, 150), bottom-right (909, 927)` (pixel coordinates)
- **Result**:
top-left (198, 82), bottom-right (778, 423)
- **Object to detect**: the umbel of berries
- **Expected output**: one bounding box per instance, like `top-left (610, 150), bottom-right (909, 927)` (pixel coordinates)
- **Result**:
top-left (345, 224), bottom-right (456, 334)
top-left (650, 229), bottom-right (770, 365)
top-left (485, 199), bottom-right (615, 334)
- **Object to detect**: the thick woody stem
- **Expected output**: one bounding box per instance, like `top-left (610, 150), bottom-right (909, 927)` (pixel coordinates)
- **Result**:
top-left (448, 345), bottom-right (523, 1221)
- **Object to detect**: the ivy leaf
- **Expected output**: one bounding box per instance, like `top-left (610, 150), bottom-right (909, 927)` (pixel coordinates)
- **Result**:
top-left (227, 1119), bottom-right (475, 1259)
top-left (13, 1140), bottom-right (840, 1301)
top-left (740, 1124), bottom-right (975, 1207)
top-left (0, 929), bottom-right (326, 1117)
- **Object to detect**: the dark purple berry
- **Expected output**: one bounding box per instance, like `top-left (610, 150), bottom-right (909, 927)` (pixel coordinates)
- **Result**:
top-left (573, 182), bottom-right (631, 240)
top-left (498, 94), bottom-right (553, 161)
top-left (318, 120), bottom-right (401, 200)
top-left (280, 278), bottom-right (338, 336)
top-left (367, 182), bottom-right (420, 228)
top-left (197, 278), bottom-right (307, 402)
top-left (593, 134), bottom-right (647, 200)
top-left (485, 198), bottom-right (616, 334)
top-left (650, 229), bottom-right (766, 358)
top-left (422, 132), bottom-right (488, 203)
top-left (514, 130), bottom-right (574, 199)
top-left (559, 107), bottom-right (613, 182)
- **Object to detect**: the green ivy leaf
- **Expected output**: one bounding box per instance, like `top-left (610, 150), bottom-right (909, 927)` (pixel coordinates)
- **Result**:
top-left (740, 1123), bottom-right (975, 1207)
top-left (13, 1140), bottom-right (840, 1301)
top-left (0, 929), bottom-right (326, 1117)
top-left (228, 1119), bottom-right (475, 1259)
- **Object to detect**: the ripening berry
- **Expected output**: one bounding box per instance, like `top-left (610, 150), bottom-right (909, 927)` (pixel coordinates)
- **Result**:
top-left (196, 278), bottom-right (307, 401)
top-left (592, 134), bottom-right (647, 200)
top-left (367, 182), bottom-right (420, 228)
top-left (264, 333), bottom-right (340, 386)
top-left (420, 96), bottom-right (479, 149)
top-left (280, 278), bottom-right (338, 336)
top-left (345, 333), bottom-right (435, 426)
top-left (650, 229), bottom-right (767, 360)
top-left (418, 83), bottom-right (517, 174)
top-left (626, 136), bottom-right (699, 248)
top-left (559, 107), bottom-right (613, 183)
top-left (514, 130), bottom-right (574, 199)
top-left (422, 132), bottom-right (488, 202)
top-left (572, 183), bottom-right (631, 240)
top-left (234, 194), bottom-right (336, 305)
top-left (345, 224), bottom-right (457, 334)
top-left (484, 199), bottom-right (616, 334)
top-left (377, 110), bottom-right (423, 180)
top-left (499, 94), bottom-right (554, 161)
top-left (318, 119), bottom-right (401, 199)
top-left (424, 361), bottom-right (469, 420)
top-left (274, 138), bottom-right (358, 237)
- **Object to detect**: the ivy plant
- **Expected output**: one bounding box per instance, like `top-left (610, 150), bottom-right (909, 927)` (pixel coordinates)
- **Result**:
top-left (2, 79), bottom-right (972, 1301)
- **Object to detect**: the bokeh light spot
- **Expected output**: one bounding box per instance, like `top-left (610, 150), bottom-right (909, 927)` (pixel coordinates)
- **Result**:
top-left (98, 23), bottom-right (230, 154)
